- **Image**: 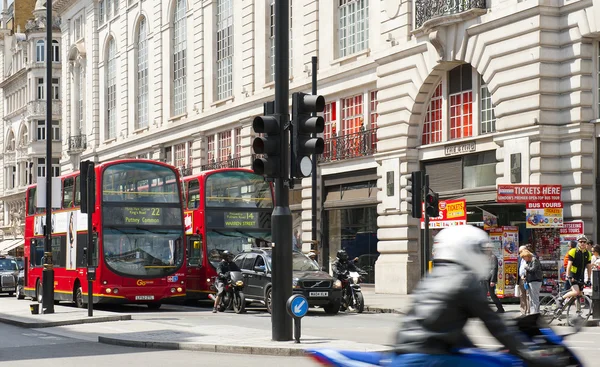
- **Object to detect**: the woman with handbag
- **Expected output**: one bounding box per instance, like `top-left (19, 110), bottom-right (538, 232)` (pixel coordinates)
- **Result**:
top-left (517, 245), bottom-right (529, 315)
top-left (521, 249), bottom-right (543, 314)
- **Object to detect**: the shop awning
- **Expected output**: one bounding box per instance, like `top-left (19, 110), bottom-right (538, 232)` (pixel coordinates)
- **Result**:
top-left (0, 239), bottom-right (23, 254)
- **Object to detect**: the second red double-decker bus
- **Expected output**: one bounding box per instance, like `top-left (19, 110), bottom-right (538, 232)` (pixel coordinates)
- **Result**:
top-left (182, 168), bottom-right (273, 299)
top-left (23, 159), bottom-right (186, 309)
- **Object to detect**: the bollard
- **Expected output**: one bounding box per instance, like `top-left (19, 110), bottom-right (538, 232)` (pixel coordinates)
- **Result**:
top-left (30, 303), bottom-right (40, 315)
top-left (286, 294), bottom-right (308, 343)
top-left (592, 270), bottom-right (600, 320)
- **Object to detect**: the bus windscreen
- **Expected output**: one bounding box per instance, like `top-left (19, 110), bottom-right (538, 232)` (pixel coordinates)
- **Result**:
top-left (102, 162), bottom-right (180, 203)
top-left (205, 171), bottom-right (273, 209)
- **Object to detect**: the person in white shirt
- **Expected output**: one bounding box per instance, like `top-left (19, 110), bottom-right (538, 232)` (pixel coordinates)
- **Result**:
top-left (592, 245), bottom-right (600, 286)
top-left (517, 245), bottom-right (529, 316)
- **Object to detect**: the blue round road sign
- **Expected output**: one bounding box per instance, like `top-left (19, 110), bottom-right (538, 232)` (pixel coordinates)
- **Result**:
top-left (287, 294), bottom-right (308, 318)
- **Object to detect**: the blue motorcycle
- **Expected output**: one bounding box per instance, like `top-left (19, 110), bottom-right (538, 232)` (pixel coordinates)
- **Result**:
top-left (306, 314), bottom-right (583, 367)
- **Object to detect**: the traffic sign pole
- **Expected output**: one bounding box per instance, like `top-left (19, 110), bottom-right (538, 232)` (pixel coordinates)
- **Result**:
top-left (286, 294), bottom-right (308, 343)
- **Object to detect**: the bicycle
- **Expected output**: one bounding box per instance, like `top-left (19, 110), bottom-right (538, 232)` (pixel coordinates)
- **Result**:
top-left (539, 282), bottom-right (592, 327)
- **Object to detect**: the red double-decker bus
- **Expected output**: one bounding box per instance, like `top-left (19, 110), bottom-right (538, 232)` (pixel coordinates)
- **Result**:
top-left (23, 159), bottom-right (186, 309)
top-left (182, 168), bottom-right (273, 299)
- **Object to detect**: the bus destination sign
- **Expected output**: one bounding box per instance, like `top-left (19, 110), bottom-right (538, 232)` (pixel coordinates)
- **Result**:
top-left (104, 206), bottom-right (181, 226)
top-left (224, 212), bottom-right (258, 228)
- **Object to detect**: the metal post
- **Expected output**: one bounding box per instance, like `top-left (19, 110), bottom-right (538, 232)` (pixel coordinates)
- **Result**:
top-left (42, 0), bottom-right (55, 314)
top-left (87, 164), bottom-right (94, 317)
top-left (271, 0), bottom-right (293, 341)
top-left (423, 174), bottom-right (430, 277)
top-left (311, 57), bottom-right (318, 253)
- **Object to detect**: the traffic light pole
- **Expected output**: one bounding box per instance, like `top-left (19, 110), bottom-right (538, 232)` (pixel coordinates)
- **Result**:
top-left (311, 56), bottom-right (318, 253)
top-left (423, 174), bottom-right (430, 277)
top-left (42, 0), bottom-right (55, 314)
top-left (272, 0), bottom-right (293, 342)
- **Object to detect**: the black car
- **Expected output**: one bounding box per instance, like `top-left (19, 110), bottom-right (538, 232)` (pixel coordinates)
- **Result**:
top-left (233, 248), bottom-right (342, 315)
top-left (0, 255), bottom-right (19, 297)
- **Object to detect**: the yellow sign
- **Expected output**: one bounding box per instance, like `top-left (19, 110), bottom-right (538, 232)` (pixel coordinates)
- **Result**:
top-left (446, 202), bottom-right (465, 219)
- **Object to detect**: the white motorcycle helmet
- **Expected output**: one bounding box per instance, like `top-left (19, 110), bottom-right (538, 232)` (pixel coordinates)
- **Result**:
top-left (432, 225), bottom-right (492, 279)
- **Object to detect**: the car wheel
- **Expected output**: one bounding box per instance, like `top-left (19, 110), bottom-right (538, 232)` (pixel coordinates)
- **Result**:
top-left (8, 292), bottom-right (14, 297)
top-left (323, 299), bottom-right (340, 315)
top-left (265, 287), bottom-right (273, 314)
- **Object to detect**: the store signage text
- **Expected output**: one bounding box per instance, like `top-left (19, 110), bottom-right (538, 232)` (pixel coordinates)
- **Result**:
top-left (444, 142), bottom-right (476, 156)
top-left (560, 221), bottom-right (584, 235)
top-left (497, 184), bottom-right (562, 203)
top-left (421, 199), bottom-right (467, 229)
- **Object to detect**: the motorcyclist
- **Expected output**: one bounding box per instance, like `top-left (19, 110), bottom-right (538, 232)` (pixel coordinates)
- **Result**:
top-left (393, 225), bottom-right (562, 367)
top-left (332, 249), bottom-right (358, 283)
top-left (212, 250), bottom-right (240, 313)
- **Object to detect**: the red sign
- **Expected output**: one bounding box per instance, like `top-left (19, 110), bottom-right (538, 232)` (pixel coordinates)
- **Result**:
top-left (421, 199), bottom-right (467, 229)
top-left (497, 185), bottom-right (562, 203)
top-left (560, 221), bottom-right (584, 235)
top-left (526, 202), bottom-right (563, 209)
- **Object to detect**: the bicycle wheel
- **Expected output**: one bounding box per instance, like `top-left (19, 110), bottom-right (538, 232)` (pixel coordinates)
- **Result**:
top-left (539, 295), bottom-right (559, 324)
top-left (566, 295), bottom-right (592, 327)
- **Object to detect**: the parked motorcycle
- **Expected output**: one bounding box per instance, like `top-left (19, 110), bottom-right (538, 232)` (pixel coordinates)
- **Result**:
top-left (306, 313), bottom-right (583, 367)
top-left (339, 270), bottom-right (366, 313)
top-left (210, 271), bottom-right (246, 314)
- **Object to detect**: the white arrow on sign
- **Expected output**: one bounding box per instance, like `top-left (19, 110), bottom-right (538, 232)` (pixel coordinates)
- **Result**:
top-left (293, 299), bottom-right (306, 315)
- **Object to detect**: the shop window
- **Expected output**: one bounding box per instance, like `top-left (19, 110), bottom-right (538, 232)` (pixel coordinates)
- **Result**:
top-left (463, 151), bottom-right (496, 189)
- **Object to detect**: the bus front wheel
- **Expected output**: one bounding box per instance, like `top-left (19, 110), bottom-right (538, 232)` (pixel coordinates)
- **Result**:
top-left (74, 285), bottom-right (85, 308)
top-left (36, 280), bottom-right (42, 304)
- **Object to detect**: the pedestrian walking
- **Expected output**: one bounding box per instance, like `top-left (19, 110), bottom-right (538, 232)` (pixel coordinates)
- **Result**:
top-left (517, 245), bottom-right (530, 316)
top-left (482, 244), bottom-right (504, 313)
top-left (521, 249), bottom-right (543, 314)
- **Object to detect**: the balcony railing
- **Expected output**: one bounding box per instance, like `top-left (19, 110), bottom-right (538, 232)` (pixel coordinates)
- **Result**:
top-left (27, 100), bottom-right (62, 117)
top-left (67, 135), bottom-right (87, 153)
top-left (201, 156), bottom-right (241, 171)
top-left (415, 0), bottom-right (486, 29)
top-left (319, 127), bottom-right (378, 163)
top-left (178, 166), bottom-right (193, 177)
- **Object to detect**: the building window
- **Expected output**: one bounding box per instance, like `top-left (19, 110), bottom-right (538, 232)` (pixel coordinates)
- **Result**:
top-left (78, 67), bottom-right (85, 134)
top-left (206, 135), bottom-right (215, 163)
top-left (106, 38), bottom-right (117, 139)
top-left (268, 0), bottom-right (293, 82)
top-left (175, 143), bottom-right (186, 168)
top-left (448, 64), bottom-right (473, 140)
top-left (74, 16), bottom-right (83, 40)
top-left (52, 78), bottom-right (60, 99)
top-left (107, 0), bottom-right (112, 19)
top-left (480, 76), bottom-right (496, 134)
top-left (235, 127), bottom-right (241, 158)
top-left (36, 40), bottom-right (45, 62)
top-left (341, 94), bottom-right (363, 136)
top-left (99, 0), bottom-right (105, 25)
top-left (36, 121), bottom-right (46, 141)
top-left (324, 101), bottom-right (337, 140)
top-left (173, 0), bottom-right (187, 116)
top-left (218, 130), bottom-right (232, 161)
top-left (37, 158), bottom-right (46, 178)
top-left (137, 17), bottom-right (149, 129)
top-left (369, 90), bottom-right (378, 129)
top-left (52, 121), bottom-right (60, 141)
top-left (338, 0), bottom-right (369, 58)
top-left (463, 151), bottom-right (496, 189)
top-left (37, 78), bottom-right (44, 100)
top-left (216, 0), bottom-right (233, 101)
top-left (422, 83), bottom-right (443, 145)
top-left (52, 40), bottom-right (60, 62)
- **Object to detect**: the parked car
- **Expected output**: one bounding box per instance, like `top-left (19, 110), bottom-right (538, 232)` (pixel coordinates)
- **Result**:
top-left (0, 255), bottom-right (19, 297)
top-left (233, 248), bottom-right (343, 315)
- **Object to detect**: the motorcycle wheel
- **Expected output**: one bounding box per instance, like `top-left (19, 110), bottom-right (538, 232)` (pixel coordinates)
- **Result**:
top-left (355, 292), bottom-right (365, 313)
top-left (219, 292), bottom-right (231, 312)
top-left (233, 291), bottom-right (246, 314)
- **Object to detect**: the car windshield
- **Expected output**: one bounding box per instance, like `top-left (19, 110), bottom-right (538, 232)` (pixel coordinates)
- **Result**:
top-left (15, 259), bottom-right (23, 269)
top-left (0, 258), bottom-right (18, 271)
top-left (264, 251), bottom-right (320, 272)
top-left (206, 230), bottom-right (272, 268)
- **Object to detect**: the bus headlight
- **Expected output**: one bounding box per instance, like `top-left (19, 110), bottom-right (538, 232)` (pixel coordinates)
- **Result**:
top-left (333, 280), bottom-right (342, 289)
top-left (106, 288), bottom-right (112, 294)
top-left (171, 287), bottom-right (176, 293)
top-left (177, 287), bottom-right (183, 292)
top-left (113, 288), bottom-right (119, 294)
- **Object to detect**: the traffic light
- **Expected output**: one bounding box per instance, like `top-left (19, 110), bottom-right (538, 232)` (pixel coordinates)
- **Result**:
top-left (252, 101), bottom-right (282, 178)
top-left (406, 171), bottom-right (423, 218)
top-left (291, 92), bottom-right (325, 178)
top-left (425, 192), bottom-right (440, 217)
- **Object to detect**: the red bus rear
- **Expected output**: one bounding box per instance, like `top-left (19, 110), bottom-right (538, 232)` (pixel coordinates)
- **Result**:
top-left (182, 168), bottom-right (273, 299)
top-left (23, 159), bottom-right (186, 308)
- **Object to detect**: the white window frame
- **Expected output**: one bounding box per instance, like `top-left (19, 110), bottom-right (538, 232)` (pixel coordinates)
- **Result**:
top-left (37, 78), bottom-right (44, 100)
top-left (106, 39), bottom-right (117, 140)
top-left (78, 67), bottom-right (85, 134)
top-left (216, 0), bottom-right (233, 101)
top-left (52, 120), bottom-right (60, 141)
top-left (52, 40), bottom-right (60, 62)
top-left (137, 17), bottom-right (149, 129)
top-left (173, 0), bottom-right (187, 116)
top-left (337, 0), bottom-right (369, 58)
top-left (268, 0), bottom-right (293, 83)
top-left (52, 78), bottom-right (60, 99)
top-left (37, 158), bottom-right (46, 178)
top-left (36, 40), bottom-right (45, 62)
top-left (36, 121), bottom-right (46, 141)
top-left (479, 76), bottom-right (496, 134)
top-left (99, 0), bottom-right (105, 25)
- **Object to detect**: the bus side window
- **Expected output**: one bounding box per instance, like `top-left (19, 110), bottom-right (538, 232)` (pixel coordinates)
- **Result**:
top-left (187, 179), bottom-right (200, 209)
top-left (74, 175), bottom-right (81, 207)
top-left (63, 177), bottom-right (75, 208)
top-left (27, 187), bottom-right (37, 215)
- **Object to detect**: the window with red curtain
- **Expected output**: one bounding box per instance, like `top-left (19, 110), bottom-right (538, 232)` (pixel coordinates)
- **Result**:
top-left (422, 83), bottom-right (443, 145)
top-left (448, 64), bottom-right (473, 140)
top-left (218, 130), bottom-right (232, 162)
top-left (341, 94), bottom-right (363, 136)
top-left (207, 135), bottom-right (215, 163)
top-left (323, 101), bottom-right (337, 161)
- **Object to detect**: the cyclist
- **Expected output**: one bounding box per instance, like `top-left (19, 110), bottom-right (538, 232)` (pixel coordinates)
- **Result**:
top-left (557, 235), bottom-right (592, 308)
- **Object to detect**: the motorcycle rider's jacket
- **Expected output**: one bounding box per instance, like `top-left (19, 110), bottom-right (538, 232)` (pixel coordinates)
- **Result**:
top-left (332, 259), bottom-right (358, 279)
top-left (395, 261), bottom-right (542, 364)
top-left (216, 260), bottom-right (240, 281)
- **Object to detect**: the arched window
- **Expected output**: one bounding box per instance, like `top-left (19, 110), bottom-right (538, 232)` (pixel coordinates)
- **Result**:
top-left (106, 38), bottom-right (117, 139)
top-left (172, 0), bottom-right (187, 116)
top-left (137, 17), bottom-right (149, 129)
top-left (421, 64), bottom-right (497, 145)
top-left (19, 125), bottom-right (29, 147)
top-left (36, 40), bottom-right (45, 62)
top-left (7, 130), bottom-right (15, 151)
top-left (52, 40), bottom-right (60, 62)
